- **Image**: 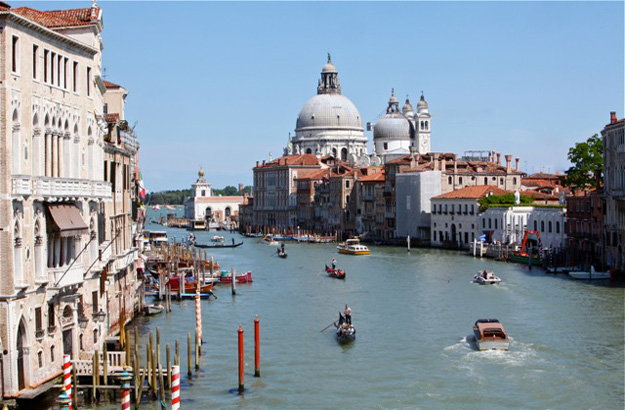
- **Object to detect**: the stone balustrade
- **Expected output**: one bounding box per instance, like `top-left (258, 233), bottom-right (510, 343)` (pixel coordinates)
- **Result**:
top-left (11, 175), bottom-right (112, 200)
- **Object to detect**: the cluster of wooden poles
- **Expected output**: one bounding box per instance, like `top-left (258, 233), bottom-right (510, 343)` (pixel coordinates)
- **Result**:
top-left (54, 314), bottom-right (261, 409)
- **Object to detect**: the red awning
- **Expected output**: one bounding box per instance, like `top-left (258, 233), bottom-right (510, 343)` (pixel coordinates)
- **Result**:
top-left (47, 204), bottom-right (89, 237)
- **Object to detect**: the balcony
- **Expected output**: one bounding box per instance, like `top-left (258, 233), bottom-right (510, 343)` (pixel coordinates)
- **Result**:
top-left (49, 262), bottom-right (84, 288)
top-left (12, 176), bottom-right (112, 201)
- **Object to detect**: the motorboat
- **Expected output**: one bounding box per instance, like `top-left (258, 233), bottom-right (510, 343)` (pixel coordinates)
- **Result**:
top-left (472, 319), bottom-right (509, 351)
top-left (568, 266), bottom-right (610, 280)
top-left (189, 219), bottom-right (206, 230)
top-left (262, 236), bottom-right (280, 246)
top-left (325, 265), bottom-right (346, 279)
top-left (217, 270), bottom-right (253, 283)
top-left (144, 230), bottom-right (168, 247)
top-left (211, 235), bottom-right (225, 243)
top-left (337, 238), bottom-right (370, 255)
top-left (473, 270), bottom-right (501, 285)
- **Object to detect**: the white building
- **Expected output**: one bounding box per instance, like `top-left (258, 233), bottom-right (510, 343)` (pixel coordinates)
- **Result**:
top-left (479, 206), bottom-right (566, 249)
top-left (184, 168), bottom-right (244, 229)
top-left (431, 186), bottom-right (508, 248)
top-left (373, 90), bottom-right (432, 163)
top-left (287, 55), bottom-right (368, 163)
top-left (396, 171), bottom-right (441, 241)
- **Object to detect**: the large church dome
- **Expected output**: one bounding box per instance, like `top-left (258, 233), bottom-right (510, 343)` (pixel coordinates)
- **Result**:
top-left (296, 94), bottom-right (363, 131)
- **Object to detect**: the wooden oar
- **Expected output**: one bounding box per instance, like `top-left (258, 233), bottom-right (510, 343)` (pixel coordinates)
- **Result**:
top-left (321, 321), bottom-right (338, 332)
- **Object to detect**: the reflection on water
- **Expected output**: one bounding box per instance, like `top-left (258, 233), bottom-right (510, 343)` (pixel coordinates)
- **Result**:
top-left (31, 210), bottom-right (624, 409)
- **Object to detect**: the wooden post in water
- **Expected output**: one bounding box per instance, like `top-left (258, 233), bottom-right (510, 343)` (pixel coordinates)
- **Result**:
top-left (175, 339), bottom-right (180, 367)
top-left (102, 342), bottom-right (108, 402)
top-left (158, 363), bottom-right (166, 408)
top-left (125, 329), bottom-right (130, 367)
top-left (407, 235), bottom-right (411, 252)
top-left (156, 327), bottom-right (161, 373)
top-left (150, 345), bottom-right (157, 399)
top-left (166, 343), bottom-right (172, 389)
top-left (195, 330), bottom-right (200, 370)
top-left (145, 344), bottom-right (151, 398)
top-left (254, 315), bottom-right (260, 377)
top-left (187, 332), bottom-right (192, 378)
top-left (231, 266), bottom-right (236, 296)
top-left (238, 326), bottom-right (244, 393)
top-left (91, 353), bottom-right (98, 402)
top-left (71, 361), bottom-right (77, 409)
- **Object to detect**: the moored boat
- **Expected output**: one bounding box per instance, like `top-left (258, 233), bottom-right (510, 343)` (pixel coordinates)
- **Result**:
top-left (165, 276), bottom-right (214, 294)
top-left (472, 319), bottom-right (509, 351)
top-left (337, 238), bottom-right (370, 255)
top-left (146, 303), bottom-right (165, 315)
top-left (217, 270), bottom-right (253, 283)
top-left (193, 241), bottom-right (243, 249)
top-left (473, 270), bottom-right (501, 285)
top-left (262, 236), bottom-right (279, 246)
top-left (325, 265), bottom-right (346, 279)
top-left (568, 266), bottom-right (610, 280)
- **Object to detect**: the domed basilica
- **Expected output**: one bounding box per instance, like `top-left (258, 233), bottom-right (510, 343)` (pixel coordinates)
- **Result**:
top-left (285, 55), bottom-right (432, 165)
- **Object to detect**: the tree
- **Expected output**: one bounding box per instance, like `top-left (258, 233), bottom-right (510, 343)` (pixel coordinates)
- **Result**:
top-left (561, 134), bottom-right (603, 194)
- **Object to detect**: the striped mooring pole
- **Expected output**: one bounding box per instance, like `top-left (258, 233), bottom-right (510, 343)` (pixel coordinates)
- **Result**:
top-left (238, 326), bottom-right (244, 393)
top-left (171, 365), bottom-right (181, 410)
top-left (57, 385), bottom-right (70, 410)
top-left (62, 354), bottom-right (73, 410)
top-left (120, 367), bottom-right (132, 410)
top-left (195, 286), bottom-right (202, 345)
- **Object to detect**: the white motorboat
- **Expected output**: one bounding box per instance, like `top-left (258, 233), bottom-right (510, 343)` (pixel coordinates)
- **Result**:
top-left (473, 270), bottom-right (501, 285)
top-left (146, 304), bottom-right (164, 316)
top-left (211, 235), bottom-right (225, 243)
top-left (472, 319), bottom-right (509, 351)
top-left (568, 266), bottom-right (610, 280)
top-left (337, 238), bottom-right (370, 255)
top-left (261, 236), bottom-right (279, 246)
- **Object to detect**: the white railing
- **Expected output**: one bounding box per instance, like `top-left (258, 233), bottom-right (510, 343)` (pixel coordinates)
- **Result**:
top-left (73, 351), bottom-right (126, 376)
top-left (19, 176), bottom-right (113, 200)
top-left (50, 262), bottom-right (84, 288)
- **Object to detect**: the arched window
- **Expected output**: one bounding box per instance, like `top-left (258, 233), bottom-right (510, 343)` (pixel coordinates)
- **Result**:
top-left (341, 148), bottom-right (348, 161)
top-left (541, 221), bottom-right (545, 231)
top-left (305, 148), bottom-right (312, 154)
top-left (332, 148), bottom-right (337, 157)
top-left (484, 177), bottom-right (488, 185)
top-left (459, 177), bottom-right (463, 185)
top-left (425, 121), bottom-right (429, 130)
top-left (556, 221), bottom-right (560, 234)
top-left (448, 176), bottom-right (452, 185)
top-left (548, 221), bottom-right (552, 233)
top-left (420, 121), bottom-right (424, 129)
top-left (225, 207), bottom-right (231, 217)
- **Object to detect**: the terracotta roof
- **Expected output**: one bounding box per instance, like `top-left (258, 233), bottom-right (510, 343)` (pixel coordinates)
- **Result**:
top-left (358, 167), bottom-right (385, 182)
top-left (432, 185), bottom-right (510, 200)
top-left (295, 169), bottom-right (329, 180)
top-left (104, 80), bottom-right (123, 89)
top-left (257, 154), bottom-right (321, 168)
top-left (11, 6), bottom-right (99, 29)
top-left (524, 173), bottom-right (563, 180)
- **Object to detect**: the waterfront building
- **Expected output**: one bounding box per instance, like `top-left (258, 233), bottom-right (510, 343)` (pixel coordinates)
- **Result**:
top-left (601, 111), bottom-right (624, 272)
top-left (286, 55), bottom-right (368, 163)
top-left (372, 91), bottom-right (431, 163)
top-left (480, 205), bottom-right (566, 249)
top-left (382, 151), bottom-right (525, 240)
top-left (522, 172), bottom-right (567, 196)
top-left (0, 2), bottom-right (143, 399)
top-left (566, 190), bottom-right (605, 268)
top-left (396, 171), bottom-right (442, 242)
top-left (354, 166), bottom-right (385, 238)
top-left (252, 154), bottom-right (326, 232)
top-left (430, 186), bottom-right (508, 248)
top-left (184, 168), bottom-right (244, 230)
top-left (295, 168), bottom-right (330, 231)
top-left (312, 163), bottom-right (357, 235)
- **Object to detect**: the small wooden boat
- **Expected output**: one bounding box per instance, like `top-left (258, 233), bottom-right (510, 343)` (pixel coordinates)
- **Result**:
top-left (473, 270), bottom-right (501, 285)
top-left (472, 319), bottom-right (509, 351)
top-left (335, 313), bottom-right (356, 344)
top-left (166, 276), bottom-right (214, 293)
top-left (217, 270), bottom-right (253, 283)
top-left (146, 304), bottom-right (164, 315)
top-left (193, 241), bottom-right (243, 249)
top-left (325, 265), bottom-right (346, 279)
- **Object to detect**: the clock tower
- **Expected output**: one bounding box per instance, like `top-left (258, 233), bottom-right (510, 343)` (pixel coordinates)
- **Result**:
top-left (415, 93), bottom-right (431, 153)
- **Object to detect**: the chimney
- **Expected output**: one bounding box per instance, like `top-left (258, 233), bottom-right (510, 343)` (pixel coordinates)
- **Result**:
top-left (440, 157), bottom-right (446, 171)
top-left (454, 159), bottom-right (458, 174)
top-left (610, 111), bottom-right (617, 124)
top-left (515, 157), bottom-right (520, 171)
top-left (433, 153), bottom-right (439, 171)
top-left (496, 153), bottom-right (501, 165)
top-left (262, 160), bottom-right (266, 166)
top-left (256, 161), bottom-right (259, 167)
top-left (238, 183), bottom-right (243, 193)
top-left (505, 155), bottom-right (512, 173)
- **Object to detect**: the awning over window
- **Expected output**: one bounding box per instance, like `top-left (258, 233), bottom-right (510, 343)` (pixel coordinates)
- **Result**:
top-left (47, 204), bottom-right (89, 237)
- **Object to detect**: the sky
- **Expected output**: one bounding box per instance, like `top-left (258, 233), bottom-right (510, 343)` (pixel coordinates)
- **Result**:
top-left (26, 0), bottom-right (625, 192)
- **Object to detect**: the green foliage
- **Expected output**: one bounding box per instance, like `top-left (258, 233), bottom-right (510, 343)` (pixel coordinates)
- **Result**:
top-left (561, 134), bottom-right (603, 193)
top-left (478, 193), bottom-right (533, 209)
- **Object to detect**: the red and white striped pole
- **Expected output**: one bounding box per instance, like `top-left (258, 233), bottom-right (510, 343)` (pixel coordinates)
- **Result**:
top-left (195, 285), bottom-right (202, 347)
top-left (62, 354), bottom-right (73, 410)
top-left (119, 367), bottom-right (132, 410)
top-left (171, 365), bottom-right (180, 410)
top-left (238, 326), bottom-right (244, 393)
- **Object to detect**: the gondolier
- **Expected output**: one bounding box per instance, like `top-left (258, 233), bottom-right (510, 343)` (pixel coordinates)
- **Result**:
top-left (332, 258), bottom-right (337, 270)
top-left (344, 304), bottom-right (352, 325)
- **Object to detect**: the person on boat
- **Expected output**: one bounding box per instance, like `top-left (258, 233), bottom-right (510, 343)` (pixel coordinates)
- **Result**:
top-left (332, 258), bottom-right (337, 270)
top-left (344, 304), bottom-right (352, 325)
top-left (281, 243), bottom-right (285, 252)
top-left (482, 270), bottom-right (488, 279)
top-left (232, 238), bottom-right (235, 245)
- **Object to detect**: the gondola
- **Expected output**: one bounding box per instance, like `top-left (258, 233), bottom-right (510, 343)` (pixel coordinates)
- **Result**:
top-left (192, 241), bottom-right (243, 249)
top-left (325, 265), bottom-right (346, 279)
top-left (277, 249), bottom-right (288, 258)
top-left (335, 313), bottom-right (356, 344)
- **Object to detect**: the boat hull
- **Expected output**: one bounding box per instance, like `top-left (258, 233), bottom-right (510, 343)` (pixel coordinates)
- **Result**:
top-left (218, 271), bottom-right (253, 283)
top-left (568, 271), bottom-right (610, 280)
top-left (325, 266), bottom-right (346, 279)
top-left (475, 339), bottom-right (509, 351)
top-left (509, 254), bottom-right (542, 266)
top-left (338, 249), bottom-right (370, 255)
top-left (336, 328), bottom-right (356, 344)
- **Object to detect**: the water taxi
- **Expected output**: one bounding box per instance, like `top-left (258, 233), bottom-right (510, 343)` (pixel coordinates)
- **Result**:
top-left (337, 238), bottom-right (370, 255)
top-left (473, 270), bottom-right (501, 285)
top-left (144, 230), bottom-right (168, 247)
top-left (472, 319), bottom-right (509, 351)
top-left (189, 219), bottom-right (206, 230)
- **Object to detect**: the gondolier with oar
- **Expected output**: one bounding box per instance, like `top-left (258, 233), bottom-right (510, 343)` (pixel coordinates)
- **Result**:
top-left (344, 304), bottom-right (352, 325)
top-left (332, 258), bottom-right (337, 270)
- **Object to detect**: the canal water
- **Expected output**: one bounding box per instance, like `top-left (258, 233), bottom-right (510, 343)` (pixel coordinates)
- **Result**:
top-left (38, 209), bottom-right (623, 409)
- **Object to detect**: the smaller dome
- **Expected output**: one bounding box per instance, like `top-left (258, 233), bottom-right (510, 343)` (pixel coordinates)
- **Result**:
top-left (389, 89), bottom-right (399, 105)
top-left (198, 167), bottom-right (205, 177)
top-left (322, 53), bottom-right (337, 73)
top-left (402, 96), bottom-right (414, 117)
top-left (373, 112), bottom-right (411, 141)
